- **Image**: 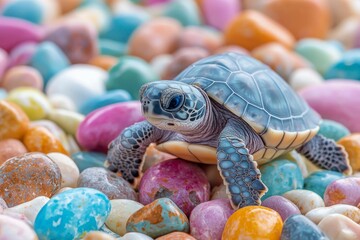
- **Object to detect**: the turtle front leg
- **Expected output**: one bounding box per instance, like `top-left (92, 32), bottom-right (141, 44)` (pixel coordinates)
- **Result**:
top-left (217, 120), bottom-right (268, 209)
top-left (107, 120), bottom-right (167, 186)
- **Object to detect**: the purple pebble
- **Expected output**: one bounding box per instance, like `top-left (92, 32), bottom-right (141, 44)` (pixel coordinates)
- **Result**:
top-left (262, 195), bottom-right (301, 221)
top-left (139, 159), bottom-right (210, 216)
top-left (190, 199), bottom-right (234, 240)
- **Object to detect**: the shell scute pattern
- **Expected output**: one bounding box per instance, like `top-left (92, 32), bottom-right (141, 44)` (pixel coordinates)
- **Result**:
top-left (174, 53), bottom-right (321, 134)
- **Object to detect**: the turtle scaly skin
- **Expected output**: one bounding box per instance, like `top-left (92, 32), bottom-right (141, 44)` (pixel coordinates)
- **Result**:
top-left (107, 53), bottom-right (351, 209)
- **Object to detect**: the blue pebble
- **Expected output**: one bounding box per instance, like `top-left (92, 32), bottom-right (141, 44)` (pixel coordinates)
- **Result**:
top-left (71, 151), bottom-right (107, 172)
top-left (260, 159), bottom-right (304, 200)
top-left (79, 90), bottom-right (132, 115)
top-left (29, 42), bottom-right (70, 86)
top-left (325, 50), bottom-right (360, 80)
top-left (100, 13), bottom-right (148, 43)
top-left (99, 39), bottom-right (127, 57)
top-left (281, 214), bottom-right (329, 240)
top-left (318, 119), bottom-right (350, 141)
top-left (304, 170), bottom-right (344, 198)
top-left (34, 188), bottom-right (111, 240)
top-left (2, 0), bottom-right (43, 24)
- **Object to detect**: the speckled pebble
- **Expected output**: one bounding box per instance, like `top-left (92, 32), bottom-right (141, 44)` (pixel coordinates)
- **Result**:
top-left (0, 214), bottom-right (38, 240)
top-left (4, 196), bottom-right (49, 224)
top-left (318, 214), bottom-right (360, 240)
top-left (34, 188), bottom-right (111, 240)
top-left (0, 100), bottom-right (29, 140)
top-left (305, 204), bottom-right (360, 224)
top-left (126, 198), bottom-right (189, 238)
top-left (261, 195), bottom-right (301, 222)
top-left (105, 199), bottom-right (144, 236)
top-left (0, 152), bottom-right (61, 207)
top-left (324, 177), bottom-right (360, 206)
top-left (0, 138), bottom-right (27, 165)
top-left (318, 119), bottom-right (350, 142)
top-left (47, 152), bottom-right (79, 188)
top-left (281, 214), bottom-right (329, 240)
top-left (304, 170), bottom-right (344, 198)
top-left (283, 189), bottom-right (325, 214)
top-left (78, 167), bottom-right (138, 201)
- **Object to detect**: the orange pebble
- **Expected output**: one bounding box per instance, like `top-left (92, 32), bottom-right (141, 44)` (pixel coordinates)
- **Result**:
top-left (224, 10), bottom-right (295, 51)
top-left (156, 232), bottom-right (196, 240)
top-left (222, 206), bottom-right (283, 240)
top-left (0, 139), bottom-right (27, 165)
top-left (0, 100), bottom-right (29, 141)
top-left (128, 18), bottom-right (182, 61)
top-left (57, 0), bottom-right (82, 13)
top-left (252, 43), bottom-right (310, 80)
top-left (23, 126), bottom-right (69, 155)
top-left (89, 55), bottom-right (118, 71)
top-left (262, 0), bottom-right (331, 39)
top-left (1, 66), bottom-right (43, 91)
top-left (338, 134), bottom-right (360, 171)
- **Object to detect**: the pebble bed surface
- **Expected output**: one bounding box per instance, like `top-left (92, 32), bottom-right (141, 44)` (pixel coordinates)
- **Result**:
top-left (1, 0), bottom-right (360, 239)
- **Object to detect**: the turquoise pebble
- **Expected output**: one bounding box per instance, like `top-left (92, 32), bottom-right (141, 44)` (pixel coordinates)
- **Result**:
top-left (126, 198), bottom-right (189, 238)
top-left (325, 50), bottom-right (360, 80)
top-left (163, 0), bottom-right (202, 26)
top-left (304, 170), bottom-right (344, 198)
top-left (34, 188), bottom-right (111, 240)
top-left (79, 90), bottom-right (132, 115)
top-left (295, 39), bottom-right (342, 75)
top-left (2, 0), bottom-right (43, 24)
top-left (106, 56), bottom-right (159, 99)
top-left (318, 119), bottom-right (350, 141)
top-left (71, 151), bottom-right (107, 172)
top-left (99, 39), bottom-right (127, 57)
top-left (260, 159), bottom-right (304, 200)
top-left (29, 42), bottom-right (70, 85)
top-left (100, 14), bottom-right (148, 43)
top-left (281, 214), bottom-right (329, 240)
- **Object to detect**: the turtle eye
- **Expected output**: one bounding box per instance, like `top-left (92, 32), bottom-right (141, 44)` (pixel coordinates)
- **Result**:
top-left (164, 93), bottom-right (184, 111)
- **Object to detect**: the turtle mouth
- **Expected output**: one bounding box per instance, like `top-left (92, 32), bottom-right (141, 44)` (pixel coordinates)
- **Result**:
top-left (167, 123), bottom-right (175, 126)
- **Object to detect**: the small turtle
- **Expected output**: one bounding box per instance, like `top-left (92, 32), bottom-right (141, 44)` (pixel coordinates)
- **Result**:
top-left (107, 53), bottom-right (351, 209)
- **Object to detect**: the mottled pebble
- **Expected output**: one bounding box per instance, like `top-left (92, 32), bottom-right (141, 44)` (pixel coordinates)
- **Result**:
top-left (324, 177), bottom-right (360, 206)
top-left (283, 189), bottom-right (325, 214)
top-left (305, 204), bottom-right (360, 224)
top-left (261, 195), bottom-right (301, 222)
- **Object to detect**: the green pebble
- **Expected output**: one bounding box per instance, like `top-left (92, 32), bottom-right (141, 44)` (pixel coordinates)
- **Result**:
top-left (106, 56), bottom-right (159, 99)
top-left (318, 119), bottom-right (350, 141)
top-left (295, 39), bottom-right (342, 75)
top-left (304, 170), bottom-right (344, 198)
top-left (99, 39), bottom-right (127, 57)
top-left (163, 0), bottom-right (202, 26)
top-left (47, 109), bottom-right (85, 135)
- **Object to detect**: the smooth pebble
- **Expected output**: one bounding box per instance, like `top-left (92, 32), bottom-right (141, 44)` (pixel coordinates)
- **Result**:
top-left (305, 204), bottom-right (360, 224)
top-left (1, 65), bottom-right (43, 91)
top-left (318, 119), bottom-right (350, 142)
top-left (288, 68), bottom-right (324, 91)
top-left (163, 0), bottom-right (201, 26)
top-left (338, 134), bottom-right (360, 171)
top-left (156, 232), bottom-right (195, 240)
top-left (261, 195), bottom-right (301, 222)
top-left (0, 100), bottom-right (29, 140)
top-left (202, 0), bottom-right (240, 30)
top-left (0, 138), bottom-right (27, 165)
top-left (283, 189), bottom-right (325, 214)
top-left (47, 152), bottom-right (80, 188)
top-left (324, 177), bottom-right (360, 206)
top-left (71, 151), bottom-right (107, 172)
top-left (318, 213), bottom-right (360, 240)
top-left (0, 214), bottom-right (38, 240)
top-left (304, 170), bottom-right (344, 198)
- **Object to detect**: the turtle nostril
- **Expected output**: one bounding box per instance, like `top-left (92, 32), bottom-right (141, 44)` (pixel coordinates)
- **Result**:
top-left (167, 123), bottom-right (175, 126)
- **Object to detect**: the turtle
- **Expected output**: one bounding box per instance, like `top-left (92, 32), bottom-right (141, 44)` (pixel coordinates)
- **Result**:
top-left (107, 52), bottom-right (351, 209)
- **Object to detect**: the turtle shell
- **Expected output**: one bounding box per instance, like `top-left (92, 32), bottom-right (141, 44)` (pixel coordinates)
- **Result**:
top-left (174, 52), bottom-right (321, 161)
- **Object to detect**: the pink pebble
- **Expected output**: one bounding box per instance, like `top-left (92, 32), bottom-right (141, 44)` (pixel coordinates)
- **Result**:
top-left (299, 80), bottom-right (360, 132)
top-left (1, 66), bottom-right (43, 91)
top-left (76, 101), bottom-right (145, 153)
top-left (190, 199), bottom-right (234, 240)
top-left (5, 42), bottom-right (37, 70)
top-left (145, 0), bottom-right (171, 5)
top-left (354, 25), bottom-right (360, 48)
top-left (202, 0), bottom-right (241, 30)
top-left (324, 177), bottom-right (360, 207)
top-left (0, 48), bottom-right (7, 79)
top-left (0, 17), bottom-right (43, 52)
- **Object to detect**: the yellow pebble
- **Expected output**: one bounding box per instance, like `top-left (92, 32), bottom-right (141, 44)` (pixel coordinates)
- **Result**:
top-left (338, 134), bottom-right (360, 171)
top-left (222, 206), bottom-right (283, 240)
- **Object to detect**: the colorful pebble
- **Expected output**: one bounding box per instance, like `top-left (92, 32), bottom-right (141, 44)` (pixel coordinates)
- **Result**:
top-left (261, 195), bottom-right (301, 222)
top-left (222, 206), bottom-right (283, 240)
top-left (126, 198), bottom-right (189, 238)
top-left (34, 188), bottom-right (111, 240)
top-left (338, 134), bottom-right (360, 171)
top-left (2, 0), bottom-right (44, 24)
top-left (202, 0), bottom-right (240, 31)
top-left (305, 204), bottom-right (360, 224)
top-left (156, 232), bottom-right (196, 240)
top-left (0, 152), bottom-right (61, 207)
top-left (318, 213), bottom-right (360, 240)
top-left (163, 0), bottom-right (202, 26)
top-left (325, 50), bottom-right (360, 80)
top-left (282, 189), bottom-right (325, 214)
top-left (304, 170), bottom-right (344, 198)
top-left (5, 41), bottom-right (37, 69)
top-left (324, 177), bottom-right (360, 206)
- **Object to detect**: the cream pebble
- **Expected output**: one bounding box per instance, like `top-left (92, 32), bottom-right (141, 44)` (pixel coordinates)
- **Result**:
top-left (47, 152), bottom-right (80, 188)
top-left (4, 196), bottom-right (49, 224)
top-left (0, 214), bottom-right (38, 239)
top-left (283, 189), bottom-right (325, 214)
top-left (48, 94), bottom-right (76, 111)
top-left (318, 213), bottom-right (360, 240)
top-left (47, 109), bottom-right (85, 135)
top-left (289, 68), bottom-right (324, 92)
top-left (305, 204), bottom-right (360, 224)
top-left (106, 199), bottom-right (144, 236)
top-left (54, 187), bottom-right (73, 196)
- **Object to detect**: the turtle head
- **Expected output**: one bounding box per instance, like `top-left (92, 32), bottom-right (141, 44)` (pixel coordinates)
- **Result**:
top-left (139, 81), bottom-right (207, 132)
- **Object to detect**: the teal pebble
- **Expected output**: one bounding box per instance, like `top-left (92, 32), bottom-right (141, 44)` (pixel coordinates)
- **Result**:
top-left (295, 39), bottom-right (342, 75)
top-left (2, 0), bottom-right (43, 24)
top-left (106, 56), bottom-right (159, 99)
top-left (304, 170), bottom-right (344, 198)
top-left (99, 39), bottom-right (127, 57)
top-left (29, 42), bottom-right (70, 86)
top-left (260, 159), bottom-right (304, 200)
top-left (318, 119), bottom-right (350, 141)
top-left (79, 90), bottom-right (132, 115)
top-left (325, 50), bottom-right (360, 80)
top-left (281, 214), bottom-right (329, 240)
top-left (163, 0), bottom-right (202, 26)
top-left (34, 188), bottom-right (111, 240)
top-left (126, 198), bottom-right (189, 238)
top-left (71, 151), bottom-right (107, 172)
top-left (100, 14), bottom-right (148, 43)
